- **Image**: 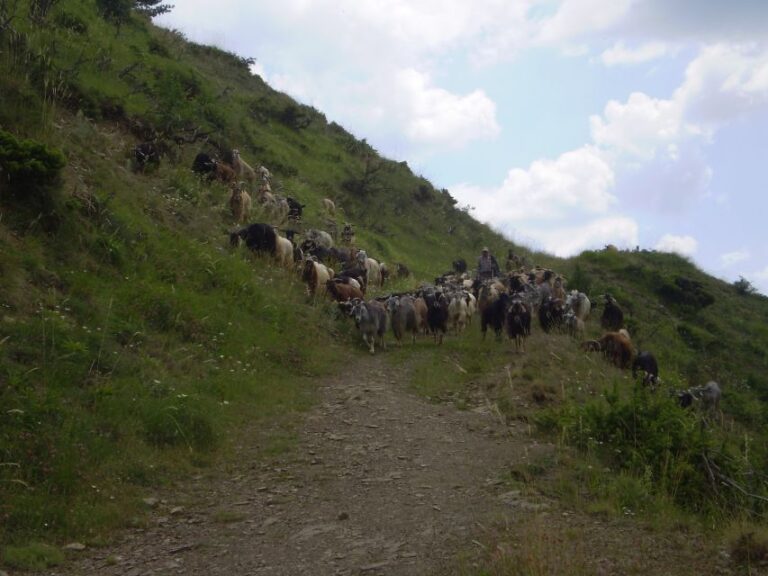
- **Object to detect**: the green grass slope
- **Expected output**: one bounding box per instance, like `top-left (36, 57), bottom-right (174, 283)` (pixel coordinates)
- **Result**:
top-left (1, 0), bottom-right (768, 568)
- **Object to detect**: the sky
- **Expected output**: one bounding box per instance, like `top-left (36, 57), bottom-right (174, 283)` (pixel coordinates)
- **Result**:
top-left (157, 1), bottom-right (768, 294)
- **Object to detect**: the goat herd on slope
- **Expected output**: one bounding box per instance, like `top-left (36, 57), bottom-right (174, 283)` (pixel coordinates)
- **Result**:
top-left (188, 147), bottom-right (722, 418)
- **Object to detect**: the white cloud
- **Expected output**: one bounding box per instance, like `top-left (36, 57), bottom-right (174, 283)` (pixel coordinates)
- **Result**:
top-left (516, 216), bottom-right (639, 257)
top-left (720, 250), bottom-right (751, 267)
top-left (395, 69), bottom-right (500, 148)
top-left (655, 234), bottom-right (698, 256)
top-left (600, 41), bottom-right (670, 66)
top-left (451, 146), bottom-right (615, 224)
top-left (591, 45), bottom-right (768, 164)
top-left (449, 146), bottom-right (637, 257)
top-left (590, 92), bottom-right (687, 161)
top-left (586, 44), bottom-right (768, 213)
top-left (677, 44), bottom-right (768, 127)
top-left (535, 0), bottom-right (634, 46)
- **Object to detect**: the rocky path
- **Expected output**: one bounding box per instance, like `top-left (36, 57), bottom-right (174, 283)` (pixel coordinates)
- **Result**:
top-left (48, 353), bottom-right (548, 576)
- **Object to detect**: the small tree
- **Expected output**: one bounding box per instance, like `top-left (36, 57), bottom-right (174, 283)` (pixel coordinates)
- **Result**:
top-left (734, 276), bottom-right (757, 296)
top-left (96, 0), bottom-right (131, 30)
top-left (134, 0), bottom-right (173, 17)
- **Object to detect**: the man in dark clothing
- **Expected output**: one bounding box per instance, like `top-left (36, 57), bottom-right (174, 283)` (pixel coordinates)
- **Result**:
top-left (476, 247), bottom-right (500, 281)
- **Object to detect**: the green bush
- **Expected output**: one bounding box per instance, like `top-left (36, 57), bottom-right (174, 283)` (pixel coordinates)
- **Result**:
top-left (540, 382), bottom-right (763, 516)
top-left (54, 11), bottom-right (89, 34)
top-left (0, 129), bottom-right (66, 228)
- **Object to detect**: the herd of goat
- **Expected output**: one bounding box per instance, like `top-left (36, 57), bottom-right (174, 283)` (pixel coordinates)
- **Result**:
top-left (193, 148), bottom-right (723, 417)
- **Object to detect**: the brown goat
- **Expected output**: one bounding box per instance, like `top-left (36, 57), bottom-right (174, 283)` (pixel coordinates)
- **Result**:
top-left (598, 332), bottom-right (634, 369)
top-left (413, 297), bottom-right (429, 335)
top-left (229, 183), bottom-right (252, 224)
top-left (213, 160), bottom-right (236, 183)
top-left (325, 279), bottom-right (363, 303)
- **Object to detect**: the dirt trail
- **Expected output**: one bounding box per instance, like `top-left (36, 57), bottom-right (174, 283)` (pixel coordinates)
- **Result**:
top-left (47, 352), bottom-right (549, 576)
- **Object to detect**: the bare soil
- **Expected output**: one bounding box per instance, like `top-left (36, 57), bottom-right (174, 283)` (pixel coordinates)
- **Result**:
top-left (39, 351), bottom-right (732, 576)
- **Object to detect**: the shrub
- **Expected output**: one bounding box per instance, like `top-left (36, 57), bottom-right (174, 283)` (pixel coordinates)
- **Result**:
top-left (96, 0), bottom-right (131, 29)
top-left (0, 129), bottom-right (66, 229)
top-left (540, 382), bottom-right (762, 516)
top-left (734, 276), bottom-right (757, 296)
top-left (53, 11), bottom-right (88, 34)
top-left (569, 263), bottom-right (593, 294)
top-left (657, 275), bottom-right (715, 314)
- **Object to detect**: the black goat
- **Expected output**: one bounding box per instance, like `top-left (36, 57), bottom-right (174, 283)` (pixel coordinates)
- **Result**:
top-left (230, 223), bottom-right (276, 255)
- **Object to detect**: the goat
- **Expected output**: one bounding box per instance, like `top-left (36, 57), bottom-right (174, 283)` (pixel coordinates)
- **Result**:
top-left (212, 160), bottom-right (236, 184)
top-left (326, 279), bottom-right (364, 303)
top-left (565, 290), bottom-right (591, 322)
top-left (355, 250), bottom-right (382, 288)
top-left (286, 197), bottom-right (306, 224)
top-left (464, 291), bottom-right (477, 324)
top-left (601, 294), bottom-right (624, 331)
top-left (695, 381), bottom-right (722, 413)
top-left (506, 298), bottom-right (531, 352)
top-left (447, 292), bottom-right (469, 335)
top-left (305, 229), bottom-right (334, 250)
top-left (341, 223), bottom-right (355, 246)
top-left (481, 292), bottom-right (510, 341)
top-left (563, 312), bottom-right (585, 340)
top-left (677, 382), bottom-right (723, 422)
top-left (413, 296), bottom-right (429, 335)
top-left (632, 351), bottom-right (659, 387)
top-left (231, 149), bottom-right (257, 184)
top-left (229, 182), bottom-right (252, 224)
top-left (380, 263), bottom-right (390, 287)
top-left (424, 291), bottom-right (449, 344)
top-left (335, 267), bottom-right (368, 294)
top-left (192, 152), bottom-right (216, 177)
top-left (539, 297), bottom-right (565, 333)
top-left (386, 295), bottom-right (419, 345)
top-left (133, 141), bottom-right (162, 172)
top-left (352, 299), bottom-right (387, 354)
top-left (476, 280), bottom-right (501, 317)
top-left (322, 197), bottom-right (336, 216)
top-left (230, 223), bottom-right (276, 255)
top-left (302, 259), bottom-right (333, 302)
top-left (552, 275), bottom-right (567, 301)
top-left (598, 331), bottom-right (634, 369)
top-left (274, 232), bottom-right (294, 269)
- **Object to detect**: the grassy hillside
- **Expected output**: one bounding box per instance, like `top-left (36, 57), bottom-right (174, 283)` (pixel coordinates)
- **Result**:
top-left (0, 0), bottom-right (517, 554)
top-left (2, 0), bottom-right (768, 570)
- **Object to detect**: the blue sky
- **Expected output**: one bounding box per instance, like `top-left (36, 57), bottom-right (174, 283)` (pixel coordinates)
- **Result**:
top-left (157, 1), bottom-right (768, 293)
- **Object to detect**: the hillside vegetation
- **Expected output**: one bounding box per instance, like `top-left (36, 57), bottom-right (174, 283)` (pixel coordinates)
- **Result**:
top-left (2, 1), bottom-right (768, 572)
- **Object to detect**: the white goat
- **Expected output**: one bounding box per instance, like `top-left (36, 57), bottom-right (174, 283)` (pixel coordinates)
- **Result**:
top-left (274, 233), bottom-right (294, 269)
top-left (322, 197), bottom-right (336, 216)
